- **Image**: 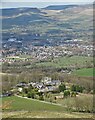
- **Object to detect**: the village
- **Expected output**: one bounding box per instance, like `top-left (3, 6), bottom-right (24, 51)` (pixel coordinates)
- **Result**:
top-left (16, 77), bottom-right (62, 93)
top-left (2, 76), bottom-right (86, 104)
top-left (1, 38), bottom-right (93, 64)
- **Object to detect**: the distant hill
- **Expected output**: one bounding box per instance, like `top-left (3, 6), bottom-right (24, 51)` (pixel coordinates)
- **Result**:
top-left (2, 7), bottom-right (43, 17)
top-left (43, 5), bottom-right (78, 10)
top-left (1, 4), bottom-right (93, 45)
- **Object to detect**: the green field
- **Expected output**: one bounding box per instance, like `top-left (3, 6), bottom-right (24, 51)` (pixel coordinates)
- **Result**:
top-left (35, 56), bottom-right (93, 68)
top-left (2, 96), bottom-right (93, 118)
top-left (73, 68), bottom-right (94, 77)
top-left (2, 96), bottom-right (65, 112)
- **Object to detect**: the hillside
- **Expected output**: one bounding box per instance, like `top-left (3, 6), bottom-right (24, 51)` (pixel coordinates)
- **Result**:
top-left (1, 4), bottom-right (93, 46)
top-left (2, 96), bottom-right (93, 118)
top-left (43, 5), bottom-right (78, 10)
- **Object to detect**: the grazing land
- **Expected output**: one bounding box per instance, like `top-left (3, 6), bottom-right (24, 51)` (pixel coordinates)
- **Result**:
top-left (2, 96), bottom-right (93, 118)
top-left (2, 96), bottom-right (65, 112)
top-left (73, 68), bottom-right (94, 77)
top-left (36, 56), bottom-right (93, 68)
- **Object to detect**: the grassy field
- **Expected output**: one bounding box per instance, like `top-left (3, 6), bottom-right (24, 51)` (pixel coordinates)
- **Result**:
top-left (73, 68), bottom-right (94, 77)
top-left (35, 56), bottom-right (93, 68)
top-left (2, 96), bottom-right (93, 118)
top-left (2, 96), bottom-right (65, 112)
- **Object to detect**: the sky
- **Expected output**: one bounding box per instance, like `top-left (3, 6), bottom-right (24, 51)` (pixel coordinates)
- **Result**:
top-left (0, 0), bottom-right (94, 8)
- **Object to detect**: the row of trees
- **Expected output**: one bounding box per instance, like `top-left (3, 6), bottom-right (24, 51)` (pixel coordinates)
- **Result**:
top-left (58, 83), bottom-right (85, 98)
top-left (71, 85), bottom-right (84, 93)
top-left (59, 83), bottom-right (84, 93)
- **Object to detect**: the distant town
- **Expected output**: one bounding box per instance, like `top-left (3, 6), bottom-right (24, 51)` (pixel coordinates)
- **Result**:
top-left (1, 38), bottom-right (93, 65)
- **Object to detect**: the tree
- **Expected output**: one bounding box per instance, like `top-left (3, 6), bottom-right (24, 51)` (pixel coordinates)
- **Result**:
top-left (27, 92), bottom-right (31, 98)
top-left (76, 85), bottom-right (84, 93)
top-left (71, 84), bottom-right (84, 93)
top-left (71, 85), bottom-right (76, 91)
top-left (23, 88), bottom-right (28, 94)
top-left (27, 91), bottom-right (35, 99)
top-left (39, 95), bottom-right (44, 101)
top-left (59, 84), bottom-right (66, 92)
top-left (64, 90), bottom-right (70, 97)
top-left (71, 91), bottom-right (76, 97)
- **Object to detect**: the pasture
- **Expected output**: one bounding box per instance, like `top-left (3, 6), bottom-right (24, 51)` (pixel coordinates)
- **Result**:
top-left (73, 68), bottom-right (94, 77)
top-left (2, 96), bottom-right (93, 118)
top-left (36, 56), bottom-right (93, 68)
top-left (2, 96), bottom-right (65, 112)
